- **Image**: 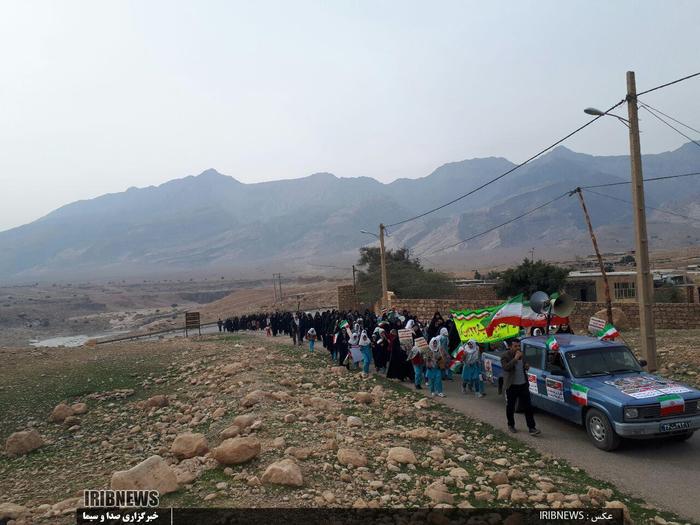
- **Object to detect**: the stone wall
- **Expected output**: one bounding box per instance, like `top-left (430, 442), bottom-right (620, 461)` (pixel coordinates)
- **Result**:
top-left (390, 297), bottom-right (700, 330)
top-left (337, 285), bottom-right (359, 311)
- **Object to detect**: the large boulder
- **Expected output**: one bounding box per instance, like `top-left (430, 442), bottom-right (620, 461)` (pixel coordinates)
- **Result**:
top-left (593, 308), bottom-right (629, 330)
top-left (337, 448), bottom-right (368, 467)
top-left (110, 455), bottom-right (179, 494)
top-left (261, 458), bottom-right (304, 487)
top-left (211, 437), bottom-right (261, 465)
top-left (387, 446), bottom-right (417, 464)
top-left (48, 403), bottom-right (74, 423)
top-left (5, 429), bottom-right (44, 456)
top-left (170, 433), bottom-right (208, 459)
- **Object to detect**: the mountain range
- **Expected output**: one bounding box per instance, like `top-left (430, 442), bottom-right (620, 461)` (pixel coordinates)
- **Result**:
top-left (2, 143), bottom-right (700, 281)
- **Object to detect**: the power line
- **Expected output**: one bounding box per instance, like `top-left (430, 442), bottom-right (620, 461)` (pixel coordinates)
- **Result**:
top-left (584, 188), bottom-right (699, 222)
top-left (386, 99), bottom-right (626, 228)
top-left (415, 192), bottom-right (570, 257)
top-left (637, 71), bottom-right (700, 96)
top-left (639, 104), bottom-right (700, 151)
top-left (582, 171), bottom-right (700, 189)
top-left (638, 101), bottom-right (700, 135)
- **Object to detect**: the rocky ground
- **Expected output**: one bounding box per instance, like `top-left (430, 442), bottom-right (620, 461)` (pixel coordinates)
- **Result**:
top-left (0, 333), bottom-right (696, 525)
top-left (624, 329), bottom-right (700, 389)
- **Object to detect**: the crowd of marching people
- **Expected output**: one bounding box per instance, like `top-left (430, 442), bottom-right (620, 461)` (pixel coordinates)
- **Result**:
top-left (221, 308), bottom-right (495, 399)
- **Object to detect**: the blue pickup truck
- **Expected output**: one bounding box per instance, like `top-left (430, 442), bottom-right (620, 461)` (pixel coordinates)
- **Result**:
top-left (481, 335), bottom-right (700, 450)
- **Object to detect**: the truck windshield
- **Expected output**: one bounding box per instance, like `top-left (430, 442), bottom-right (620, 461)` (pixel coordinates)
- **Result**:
top-left (564, 346), bottom-right (642, 378)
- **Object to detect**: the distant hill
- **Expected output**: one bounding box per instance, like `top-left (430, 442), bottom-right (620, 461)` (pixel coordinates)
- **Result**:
top-left (1, 143), bottom-right (699, 281)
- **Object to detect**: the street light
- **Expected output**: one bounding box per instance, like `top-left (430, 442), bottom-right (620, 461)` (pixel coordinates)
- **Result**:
top-left (582, 71), bottom-right (657, 371)
top-left (584, 107), bottom-right (630, 127)
top-left (360, 226), bottom-right (389, 308)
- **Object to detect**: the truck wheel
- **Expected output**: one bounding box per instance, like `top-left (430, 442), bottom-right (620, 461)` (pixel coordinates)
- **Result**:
top-left (585, 408), bottom-right (621, 451)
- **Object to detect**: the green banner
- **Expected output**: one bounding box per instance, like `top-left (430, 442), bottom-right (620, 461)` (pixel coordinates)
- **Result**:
top-left (451, 306), bottom-right (520, 343)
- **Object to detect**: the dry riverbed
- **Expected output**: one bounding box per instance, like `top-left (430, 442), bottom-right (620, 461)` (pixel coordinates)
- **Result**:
top-left (0, 334), bottom-right (695, 524)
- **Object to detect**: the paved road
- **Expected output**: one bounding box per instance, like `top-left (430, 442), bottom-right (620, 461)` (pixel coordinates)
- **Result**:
top-left (420, 377), bottom-right (699, 522)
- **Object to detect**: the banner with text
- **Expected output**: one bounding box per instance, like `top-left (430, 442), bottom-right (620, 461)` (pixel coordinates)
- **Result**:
top-left (451, 306), bottom-right (520, 343)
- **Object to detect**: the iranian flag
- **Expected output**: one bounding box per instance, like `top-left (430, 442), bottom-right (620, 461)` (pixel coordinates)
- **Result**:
top-left (483, 295), bottom-right (525, 335)
top-left (659, 394), bottom-right (685, 416)
top-left (571, 383), bottom-right (589, 406)
top-left (339, 320), bottom-right (352, 337)
top-left (545, 336), bottom-right (560, 351)
top-left (483, 294), bottom-right (570, 336)
top-left (596, 323), bottom-right (620, 340)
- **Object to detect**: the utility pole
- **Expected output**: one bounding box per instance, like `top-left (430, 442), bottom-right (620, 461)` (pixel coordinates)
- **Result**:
top-left (272, 274), bottom-right (279, 302)
top-left (626, 71), bottom-right (657, 371)
top-left (573, 187), bottom-right (613, 325)
top-left (278, 273), bottom-right (283, 302)
top-left (379, 223), bottom-right (388, 308)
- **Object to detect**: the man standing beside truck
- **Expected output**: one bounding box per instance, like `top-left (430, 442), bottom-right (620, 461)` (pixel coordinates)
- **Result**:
top-left (501, 338), bottom-right (541, 435)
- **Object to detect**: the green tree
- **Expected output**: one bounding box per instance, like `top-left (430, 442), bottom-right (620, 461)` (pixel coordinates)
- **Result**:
top-left (494, 259), bottom-right (570, 299)
top-left (355, 247), bottom-right (456, 304)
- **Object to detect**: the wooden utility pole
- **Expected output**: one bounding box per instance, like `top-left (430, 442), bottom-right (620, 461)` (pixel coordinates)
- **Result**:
top-left (273, 274), bottom-right (279, 302)
top-left (379, 223), bottom-right (389, 308)
top-left (278, 273), bottom-right (283, 302)
top-left (626, 71), bottom-right (657, 371)
top-left (352, 264), bottom-right (358, 308)
top-left (573, 187), bottom-right (613, 324)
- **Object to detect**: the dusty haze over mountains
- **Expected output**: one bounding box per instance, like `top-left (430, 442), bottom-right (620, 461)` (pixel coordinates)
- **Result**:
top-left (2, 143), bottom-right (699, 282)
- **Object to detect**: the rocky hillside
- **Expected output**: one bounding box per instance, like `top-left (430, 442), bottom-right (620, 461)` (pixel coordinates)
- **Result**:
top-left (1, 333), bottom-right (694, 524)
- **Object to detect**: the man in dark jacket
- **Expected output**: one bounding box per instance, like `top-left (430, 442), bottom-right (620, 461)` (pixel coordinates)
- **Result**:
top-left (501, 339), bottom-right (541, 435)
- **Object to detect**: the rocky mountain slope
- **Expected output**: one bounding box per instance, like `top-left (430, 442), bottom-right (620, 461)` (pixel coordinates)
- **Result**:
top-left (2, 143), bottom-right (699, 280)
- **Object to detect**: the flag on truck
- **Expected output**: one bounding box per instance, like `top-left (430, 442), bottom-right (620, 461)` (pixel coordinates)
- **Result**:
top-left (596, 323), bottom-right (620, 341)
top-left (658, 394), bottom-right (684, 416)
top-left (545, 336), bottom-right (560, 352)
top-left (571, 383), bottom-right (589, 406)
top-left (482, 294), bottom-right (569, 336)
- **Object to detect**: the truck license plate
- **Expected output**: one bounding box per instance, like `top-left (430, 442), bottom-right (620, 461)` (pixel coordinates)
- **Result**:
top-left (660, 421), bottom-right (691, 432)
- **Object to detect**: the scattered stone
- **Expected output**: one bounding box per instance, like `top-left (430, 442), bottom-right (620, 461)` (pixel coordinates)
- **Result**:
top-left (271, 437), bottom-right (286, 449)
top-left (220, 425), bottom-right (241, 439)
top-left (425, 482), bottom-right (454, 504)
top-left (387, 446), bottom-right (417, 464)
top-left (330, 366), bottom-right (348, 375)
top-left (212, 407), bottom-right (226, 419)
top-left (144, 395), bottom-right (169, 408)
top-left (414, 398), bottom-right (430, 409)
top-left (605, 501), bottom-right (632, 525)
top-left (405, 427), bottom-right (434, 440)
top-left (211, 437), bottom-right (261, 465)
top-left (285, 446), bottom-right (312, 460)
top-left (5, 429), bottom-right (44, 456)
top-left (48, 403), bottom-right (74, 423)
top-left (240, 390), bottom-right (268, 408)
top-left (232, 414), bottom-right (257, 428)
top-left (449, 468), bottom-right (468, 479)
top-left (170, 433), bottom-right (208, 459)
top-left (110, 455), bottom-right (179, 494)
top-left (337, 448), bottom-right (368, 467)
top-left (489, 471), bottom-right (509, 486)
top-left (354, 392), bottom-right (373, 404)
top-left (497, 485), bottom-right (513, 500)
top-left (347, 416), bottom-right (363, 427)
top-left (283, 414), bottom-right (296, 423)
top-left (71, 402), bottom-right (88, 415)
top-left (261, 458), bottom-right (304, 487)
top-left (510, 488), bottom-right (528, 503)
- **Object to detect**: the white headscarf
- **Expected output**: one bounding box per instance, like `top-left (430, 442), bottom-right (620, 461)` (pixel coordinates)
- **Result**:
top-left (359, 330), bottom-right (370, 346)
top-left (349, 333), bottom-right (360, 345)
top-left (429, 336), bottom-right (440, 353)
top-left (465, 338), bottom-right (479, 365)
top-left (440, 327), bottom-right (449, 337)
top-left (307, 328), bottom-right (316, 336)
top-left (405, 319), bottom-right (415, 330)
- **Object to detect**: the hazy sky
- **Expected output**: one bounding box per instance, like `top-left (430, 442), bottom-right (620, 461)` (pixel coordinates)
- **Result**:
top-left (1, 0), bottom-right (699, 231)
